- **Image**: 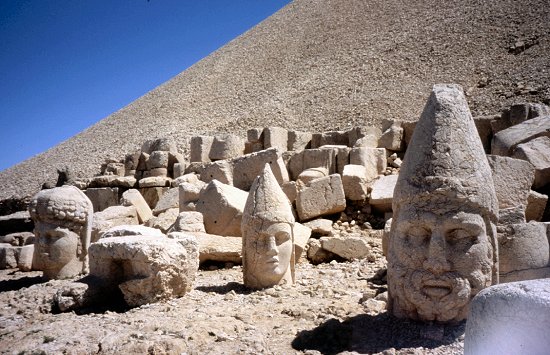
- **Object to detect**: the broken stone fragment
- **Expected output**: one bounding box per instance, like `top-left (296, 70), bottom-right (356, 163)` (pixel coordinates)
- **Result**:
top-left (190, 135), bottom-right (214, 163)
top-left (349, 147), bottom-right (387, 181)
top-left (120, 189), bottom-right (153, 223)
top-left (101, 225), bottom-right (164, 239)
top-left (209, 134), bottom-right (245, 161)
top-left (369, 174), bottom-right (398, 212)
top-left (145, 208), bottom-right (179, 234)
top-left (288, 130), bottom-right (312, 151)
top-left (92, 206), bottom-right (139, 242)
top-left (138, 176), bottom-right (171, 188)
top-left (168, 211), bottom-right (206, 233)
top-left (85, 187), bottom-right (119, 212)
top-left (525, 190), bottom-right (548, 222)
top-left (348, 126), bottom-right (381, 148)
top-left (512, 136), bottom-right (550, 189)
top-left (200, 160), bottom-right (233, 185)
top-left (487, 155), bottom-right (535, 210)
top-left (152, 187), bottom-right (179, 216)
top-left (296, 174), bottom-right (346, 221)
top-left (342, 164), bottom-right (369, 201)
top-left (232, 148), bottom-right (289, 191)
top-left (378, 124), bottom-right (404, 151)
top-left (491, 114), bottom-right (550, 156)
top-left (263, 127), bottom-right (288, 152)
top-left (320, 235), bottom-right (371, 261)
top-left (169, 231), bottom-right (241, 264)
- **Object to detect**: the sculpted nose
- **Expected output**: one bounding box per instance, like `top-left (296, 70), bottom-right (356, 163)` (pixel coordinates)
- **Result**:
top-left (422, 231), bottom-right (451, 274)
top-left (265, 236), bottom-right (278, 256)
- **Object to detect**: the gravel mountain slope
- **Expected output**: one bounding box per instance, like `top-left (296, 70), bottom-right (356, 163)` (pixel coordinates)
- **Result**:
top-left (1, 0), bottom-right (549, 200)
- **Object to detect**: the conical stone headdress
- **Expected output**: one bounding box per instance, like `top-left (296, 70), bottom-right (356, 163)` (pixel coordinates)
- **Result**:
top-left (243, 163), bottom-right (295, 224)
top-left (394, 84), bottom-right (498, 222)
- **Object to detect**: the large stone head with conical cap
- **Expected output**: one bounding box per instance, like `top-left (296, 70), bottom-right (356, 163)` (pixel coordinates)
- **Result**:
top-left (387, 84), bottom-right (499, 323)
top-left (242, 163), bottom-right (295, 289)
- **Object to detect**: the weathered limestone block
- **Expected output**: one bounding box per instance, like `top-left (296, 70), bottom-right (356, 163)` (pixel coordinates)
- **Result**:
top-left (498, 222), bottom-right (549, 282)
top-left (281, 181), bottom-right (297, 204)
top-left (29, 185), bottom-right (94, 279)
top-left (178, 181), bottom-right (206, 210)
top-left (103, 162), bottom-right (125, 177)
top-left (349, 147), bottom-right (387, 181)
top-left (145, 208), bottom-right (179, 234)
top-left (513, 136), bottom-right (550, 189)
top-left (101, 225), bottom-right (165, 238)
top-left (120, 189), bottom-right (153, 223)
top-left (296, 167), bottom-right (329, 187)
top-left (190, 136), bottom-right (214, 163)
top-left (89, 175), bottom-right (118, 188)
top-left (200, 160), bottom-right (233, 185)
top-left (111, 176), bottom-right (137, 188)
top-left (139, 187), bottom-right (169, 209)
top-left (294, 222), bottom-right (312, 261)
top-left (209, 134), bottom-right (245, 161)
top-left (0, 211), bottom-right (33, 235)
top-left (320, 236), bottom-right (371, 260)
top-left (296, 174), bottom-right (346, 221)
top-left (0, 244), bottom-right (20, 269)
top-left (288, 130), bottom-right (312, 151)
top-left (465, 279), bottom-right (550, 355)
top-left (526, 190), bottom-right (548, 222)
top-left (348, 126), bottom-right (381, 148)
top-left (172, 162), bottom-right (185, 178)
top-left (491, 115), bottom-right (550, 156)
top-left (401, 121), bottom-right (417, 148)
top-left (232, 148), bottom-right (289, 191)
top-left (169, 211), bottom-right (205, 233)
top-left (311, 130), bottom-right (348, 148)
top-left (173, 172), bottom-right (200, 186)
top-left (321, 145), bottom-right (350, 175)
top-left (473, 115), bottom-right (498, 153)
top-left (17, 244), bottom-right (34, 271)
top-left (124, 151), bottom-right (141, 173)
top-left (382, 218), bottom-right (392, 256)
top-left (288, 148), bottom-right (337, 180)
top-left (247, 128), bottom-right (263, 143)
top-left (342, 164), bottom-right (369, 201)
top-left (306, 239), bottom-right (335, 264)
top-left (369, 175), bottom-right (398, 212)
top-left (508, 102), bottom-right (550, 126)
top-left (92, 206), bottom-right (138, 242)
top-left (170, 232), bottom-right (241, 264)
top-left (195, 180), bottom-right (248, 237)
top-left (378, 124), bottom-right (404, 151)
top-left (143, 167), bottom-right (168, 178)
top-left (146, 151), bottom-right (169, 170)
top-left (141, 138), bottom-right (177, 154)
top-left (138, 176), bottom-right (171, 188)
top-left (85, 187), bottom-right (119, 212)
top-left (0, 231), bottom-right (34, 246)
top-left (89, 234), bottom-right (198, 307)
top-left (498, 205), bottom-right (526, 225)
top-left (388, 84), bottom-right (499, 323)
top-left (152, 187), bottom-right (179, 216)
top-left (263, 127), bottom-right (288, 152)
top-left (242, 164), bottom-right (296, 289)
top-left (303, 219), bottom-right (333, 237)
top-left (487, 155), bottom-right (535, 209)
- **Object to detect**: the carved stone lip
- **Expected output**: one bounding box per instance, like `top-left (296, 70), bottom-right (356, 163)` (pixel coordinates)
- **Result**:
top-left (264, 257), bottom-right (279, 265)
top-left (422, 279), bottom-right (452, 298)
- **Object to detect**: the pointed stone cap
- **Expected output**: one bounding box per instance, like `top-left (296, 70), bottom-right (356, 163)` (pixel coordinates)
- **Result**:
top-left (394, 84), bottom-right (498, 221)
top-left (243, 164), bottom-right (294, 224)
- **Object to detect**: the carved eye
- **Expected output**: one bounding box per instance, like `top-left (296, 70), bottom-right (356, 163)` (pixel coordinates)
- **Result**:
top-left (405, 226), bottom-right (430, 244)
top-left (275, 232), bottom-right (290, 244)
top-left (447, 229), bottom-right (478, 244)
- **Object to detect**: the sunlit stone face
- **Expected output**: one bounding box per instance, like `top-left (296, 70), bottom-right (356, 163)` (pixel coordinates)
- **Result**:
top-left (388, 205), bottom-right (493, 322)
top-left (243, 220), bottom-right (294, 288)
top-left (34, 223), bottom-right (82, 280)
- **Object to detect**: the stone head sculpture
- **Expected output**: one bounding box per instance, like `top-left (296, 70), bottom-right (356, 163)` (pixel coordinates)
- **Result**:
top-left (387, 84), bottom-right (499, 323)
top-left (29, 185), bottom-right (93, 280)
top-left (242, 164), bottom-right (295, 289)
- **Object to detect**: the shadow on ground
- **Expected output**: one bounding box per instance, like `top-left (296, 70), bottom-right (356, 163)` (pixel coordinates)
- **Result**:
top-left (196, 282), bottom-right (252, 295)
top-left (292, 312), bottom-right (465, 354)
top-left (0, 274), bottom-right (45, 292)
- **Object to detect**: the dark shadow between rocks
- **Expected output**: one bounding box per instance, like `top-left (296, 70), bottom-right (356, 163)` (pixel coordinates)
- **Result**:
top-left (0, 275), bottom-right (45, 292)
top-left (292, 312), bottom-right (465, 354)
top-left (195, 281), bottom-right (252, 295)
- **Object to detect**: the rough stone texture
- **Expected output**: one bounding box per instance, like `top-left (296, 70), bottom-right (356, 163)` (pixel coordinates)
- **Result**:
top-left (139, 177), bottom-right (171, 188)
top-left (139, 187), bottom-right (169, 209)
top-left (209, 135), bottom-right (245, 161)
top-left (143, 167), bottom-right (168, 178)
top-left (0, 231), bottom-right (34, 246)
top-left (388, 84), bottom-right (498, 323)
top-left (311, 131), bottom-right (349, 148)
top-left (170, 232), bottom-right (241, 264)
top-left (487, 155), bottom-right (535, 209)
top-left (498, 205), bottom-right (526, 225)
top-left (507, 102), bottom-right (550, 126)
top-left (281, 181), bottom-right (297, 204)
top-left (526, 190), bottom-right (548, 222)
top-left (263, 127), bottom-right (288, 152)
top-left (242, 164), bottom-right (296, 289)
top-left (169, 211), bottom-right (206, 233)
top-left (89, 235), bottom-right (199, 307)
top-left (322, 145), bottom-right (350, 175)
top-left (320, 236), bottom-right (371, 260)
top-left (195, 180), bottom-right (248, 237)
top-left (17, 244), bottom-right (33, 272)
top-left (349, 147), bottom-right (387, 181)
top-left (342, 164), bottom-right (369, 201)
top-left (287, 130), bottom-right (312, 151)
top-left (498, 222), bottom-right (550, 282)
top-left (349, 126), bottom-right (382, 148)
top-left (145, 208), bottom-right (179, 234)
top-left (85, 187), bottom-right (119, 212)
top-left (465, 279), bottom-right (550, 355)
top-left (152, 187), bottom-right (179, 216)
top-left (0, 211), bottom-right (33, 236)
top-left (0, 244), bottom-right (20, 269)
top-left (92, 206), bottom-right (139, 242)
top-left (190, 136), bottom-right (214, 163)
top-left (232, 148), bottom-right (289, 191)
top-left (513, 136), bottom-right (550, 189)
top-left (296, 174), bottom-right (346, 221)
top-left (492, 115), bottom-right (550, 156)
top-left (382, 217), bottom-right (392, 256)
top-left (293, 222), bottom-right (312, 261)
top-left (147, 151), bottom-right (170, 170)
top-left (306, 238), bottom-right (336, 264)
top-left (303, 218), bottom-right (333, 237)
top-left (288, 148), bottom-right (336, 180)
top-left (141, 138), bottom-right (177, 154)
top-left (378, 124), bottom-right (404, 151)
top-left (101, 225), bottom-right (165, 239)
top-left (473, 115), bottom-right (498, 153)
top-left (120, 189), bottom-right (153, 223)
top-left (29, 185), bottom-right (94, 280)
top-left (200, 160), bottom-right (233, 185)
top-left (173, 162), bottom-right (185, 178)
top-left (296, 167), bottom-right (329, 187)
top-left (178, 181), bottom-right (206, 209)
top-left (369, 175), bottom-right (399, 212)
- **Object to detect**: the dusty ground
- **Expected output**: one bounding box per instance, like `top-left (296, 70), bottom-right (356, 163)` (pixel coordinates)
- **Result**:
top-left (0, 234), bottom-right (465, 355)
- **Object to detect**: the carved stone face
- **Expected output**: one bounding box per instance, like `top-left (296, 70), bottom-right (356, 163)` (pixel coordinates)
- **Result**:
top-left (388, 204), bottom-right (494, 322)
top-left (243, 220), bottom-right (293, 288)
top-left (34, 223), bottom-right (82, 279)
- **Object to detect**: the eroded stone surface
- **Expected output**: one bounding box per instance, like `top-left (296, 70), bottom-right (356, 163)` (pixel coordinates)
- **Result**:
top-left (296, 174), bottom-right (346, 221)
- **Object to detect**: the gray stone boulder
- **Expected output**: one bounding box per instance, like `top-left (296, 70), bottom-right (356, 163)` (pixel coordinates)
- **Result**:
top-left (513, 136), bottom-right (550, 189)
top-left (296, 174), bottom-right (346, 221)
top-left (491, 115), bottom-right (550, 156)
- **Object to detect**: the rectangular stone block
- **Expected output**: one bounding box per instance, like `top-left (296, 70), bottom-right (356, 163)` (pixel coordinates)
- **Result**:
top-left (152, 187), bottom-right (180, 216)
top-left (321, 145), bottom-right (350, 175)
top-left (348, 126), bottom-right (381, 148)
top-left (200, 160), bottom-right (234, 185)
top-left (121, 189), bottom-right (153, 223)
top-left (296, 174), bottom-right (346, 221)
top-left (342, 164), bottom-right (369, 201)
top-left (526, 190), bottom-right (548, 222)
top-left (288, 148), bottom-right (337, 181)
top-left (474, 115), bottom-right (498, 153)
top-left (139, 187), bottom-right (169, 209)
top-left (85, 187), bottom-right (119, 212)
top-left (263, 127), bottom-right (288, 152)
top-left (190, 136), bottom-right (214, 163)
top-left (17, 244), bottom-right (33, 271)
top-left (146, 151), bottom-right (170, 169)
top-left (288, 130), bottom-right (312, 151)
top-left (232, 148), bottom-right (289, 191)
top-left (378, 124), bottom-right (404, 151)
top-left (369, 174), bottom-right (398, 212)
top-left (311, 131), bottom-right (349, 148)
top-left (349, 147), bottom-right (387, 181)
top-left (513, 136), bottom-right (550, 189)
top-left (491, 115), bottom-right (550, 156)
top-left (0, 244), bottom-right (20, 269)
top-left (487, 155), bottom-right (535, 210)
top-left (209, 135), bottom-right (245, 161)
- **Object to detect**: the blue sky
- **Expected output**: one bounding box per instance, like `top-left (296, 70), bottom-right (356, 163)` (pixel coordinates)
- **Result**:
top-left (0, 0), bottom-right (290, 171)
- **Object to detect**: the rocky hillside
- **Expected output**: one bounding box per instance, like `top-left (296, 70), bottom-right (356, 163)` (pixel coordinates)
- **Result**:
top-left (1, 0), bottom-right (549, 200)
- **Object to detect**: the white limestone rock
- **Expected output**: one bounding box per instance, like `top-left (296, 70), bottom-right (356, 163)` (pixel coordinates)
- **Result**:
top-left (101, 225), bottom-right (164, 239)
top-left (342, 164), bottom-right (369, 201)
top-left (320, 235), bottom-right (371, 260)
top-left (369, 175), bottom-right (399, 212)
top-left (263, 127), bottom-right (288, 152)
top-left (121, 189), bottom-right (153, 223)
top-left (232, 148), bottom-right (289, 191)
top-left (152, 187), bottom-right (179, 216)
top-left (169, 211), bottom-right (206, 233)
top-left (145, 208), bottom-right (179, 234)
top-left (190, 135), bottom-right (214, 163)
top-left (92, 206), bottom-right (139, 242)
top-left (170, 231), bottom-right (241, 264)
top-left (487, 155), bottom-right (535, 210)
top-left (85, 187), bottom-right (119, 212)
top-left (296, 174), bottom-right (346, 221)
top-left (349, 147), bottom-right (387, 181)
top-left (209, 134), bottom-right (245, 161)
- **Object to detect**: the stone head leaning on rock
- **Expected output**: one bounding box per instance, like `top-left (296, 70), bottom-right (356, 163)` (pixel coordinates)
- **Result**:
top-left (242, 164), bottom-right (295, 289)
top-left (387, 84), bottom-right (499, 323)
top-left (29, 185), bottom-right (93, 280)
